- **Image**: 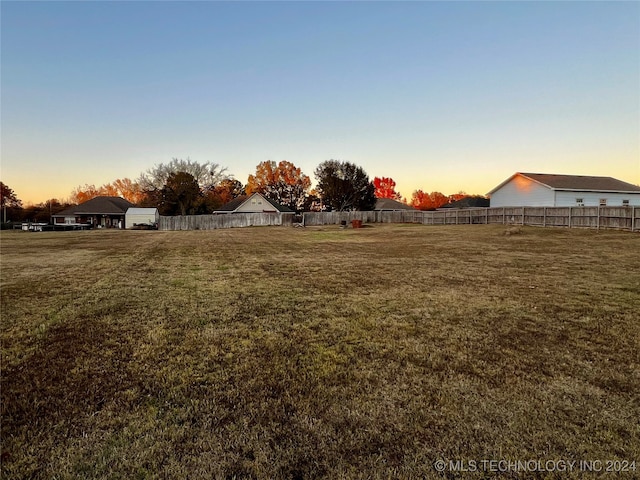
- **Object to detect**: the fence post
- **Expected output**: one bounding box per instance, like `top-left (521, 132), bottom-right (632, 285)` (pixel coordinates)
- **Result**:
top-left (597, 206), bottom-right (600, 230)
top-left (632, 206), bottom-right (636, 232)
top-left (543, 207), bottom-right (546, 227)
top-left (568, 207), bottom-right (572, 229)
top-left (522, 207), bottom-right (525, 226)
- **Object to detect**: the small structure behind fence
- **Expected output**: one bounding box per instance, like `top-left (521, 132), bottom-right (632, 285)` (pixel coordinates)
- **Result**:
top-left (158, 207), bottom-right (638, 231)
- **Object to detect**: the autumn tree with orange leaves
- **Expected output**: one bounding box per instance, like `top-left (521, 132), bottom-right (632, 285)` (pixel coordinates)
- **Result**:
top-left (204, 179), bottom-right (245, 211)
top-left (410, 190), bottom-right (450, 210)
top-left (373, 177), bottom-right (402, 200)
top-left (246, 160), bottom-right (311, 212)
top-left (70, 178), bottom-right (147, 205)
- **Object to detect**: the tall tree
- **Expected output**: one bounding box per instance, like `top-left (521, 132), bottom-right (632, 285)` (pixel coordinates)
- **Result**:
top-left (1, 182), bottom-right (22, 209)
top-left (373, 176), bottom-right (402, 200)
top-left (139, 158), bottom-right (229, 194)
top-left (246, 160), bottom-right (311, 212)
top-left (410, 190), bottom-right (449, 210)
top-left (205, 179), bottom-right (246, 211)
top-left (1, 182), bottom-right (23, 222)
top-left (160, 171), bottom-right (203, 216)
top-left (314, 160), bottom-right (376, 211)
top-left (112, 178), bottom-right (147, 204)
top-left (70, 178), bottom-right (147, 205)
top-left (246, 160), bottom-right (277, 196)
top-left (70, 184), bottom-right (101, 204)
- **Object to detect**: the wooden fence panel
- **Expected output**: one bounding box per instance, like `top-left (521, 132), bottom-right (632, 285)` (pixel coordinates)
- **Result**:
top-left (546, 207), bottom-right (570, 227)
top-left (570, 207), bottom-right (598, 228)
top-left (303, 210), bottom-right (414, 226)
top-left (524, 207), bottom-right (545, 226)
top-left (159, 213), bottom-right (294, 231)
top-left (598, 207), bottom-right (632, 230)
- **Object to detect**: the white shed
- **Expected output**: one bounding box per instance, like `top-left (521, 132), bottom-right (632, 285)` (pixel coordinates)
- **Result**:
top-left (125, 207), bottom-right (159, 229)
top-left (488, 173), bottom-right (640, 208)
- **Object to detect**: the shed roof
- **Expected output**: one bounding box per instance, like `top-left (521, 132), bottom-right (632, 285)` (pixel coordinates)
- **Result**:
top-left (126, 207), bottom-right (158, 215)
top-left (53, 196), bottom-right (135, 216)
top-left (488, 173), bottom-right (640, 195)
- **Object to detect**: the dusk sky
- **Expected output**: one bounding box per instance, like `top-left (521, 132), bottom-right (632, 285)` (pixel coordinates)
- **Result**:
top-left (2, 1), bottom-right (639, 205)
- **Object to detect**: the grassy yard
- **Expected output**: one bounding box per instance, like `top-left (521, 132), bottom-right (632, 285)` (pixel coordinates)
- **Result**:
top-left (1, 224), bottom-right (639, 479)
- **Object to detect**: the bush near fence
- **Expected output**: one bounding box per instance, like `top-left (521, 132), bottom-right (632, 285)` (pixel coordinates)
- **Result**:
top-left (158, 207), bottom-right (639, 231)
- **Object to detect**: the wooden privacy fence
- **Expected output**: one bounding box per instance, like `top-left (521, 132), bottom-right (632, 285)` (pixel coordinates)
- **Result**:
top-left (159, 212), bottom-right (294, 231)
top-left (158, 207), bottom-right (638, 231)
top-left (302, 206), bottom-right (640, 231)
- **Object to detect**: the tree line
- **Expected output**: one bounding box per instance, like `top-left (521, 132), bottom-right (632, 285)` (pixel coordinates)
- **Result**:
top-left (2, 158), bottom-right (484, 223)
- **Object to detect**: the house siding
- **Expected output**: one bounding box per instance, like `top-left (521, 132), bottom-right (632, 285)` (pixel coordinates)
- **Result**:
top-left (555, 191), bottom-right (640, 207)
top-left (490, 176), bottom-right (554, 207)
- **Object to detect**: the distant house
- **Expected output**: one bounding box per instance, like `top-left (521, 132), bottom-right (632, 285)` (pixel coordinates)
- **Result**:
top-left (488, 173), bottom-right (640, 208)
top-left (440, 196), bottom-right (490, 209)
top-left (125, 207), bottom-right (159, 229)
top-left (214, 193), bottom-right (294, 214)
top-left (374, 198), bottom-right (416, 211)
top-left (52, 196), bottom-right (134, 228)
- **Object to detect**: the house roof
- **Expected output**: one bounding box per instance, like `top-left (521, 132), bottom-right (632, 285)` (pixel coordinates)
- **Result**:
top-left (488, 173), bottom-right (640, 195)
top-left (440, 196), bottom-right (490, 209)
top-left (215, 195), bottom-right (251, 212)
top-left (214, 193), bottom-right (294, 213)
top-left (53, 196), bottom-right (135, 216)
top-left (374, 198), bottom-right (416, 211)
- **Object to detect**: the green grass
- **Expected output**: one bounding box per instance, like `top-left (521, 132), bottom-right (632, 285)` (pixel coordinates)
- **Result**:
top-left (1, 225), bottom-right (639, 479)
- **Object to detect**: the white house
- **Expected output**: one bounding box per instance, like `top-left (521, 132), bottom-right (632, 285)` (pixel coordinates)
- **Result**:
top-left (213, 192), bottom-right (294, 214)
top-left (488, 173), bottom-right (640, 208)
top-left (125, 207), bottom-right (159, 229)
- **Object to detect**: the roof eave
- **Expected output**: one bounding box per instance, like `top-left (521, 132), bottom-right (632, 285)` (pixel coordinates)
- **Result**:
top-left (486, 172), bottom-right (522, 196)
top-left (486, 172), bottom-right (550, 196)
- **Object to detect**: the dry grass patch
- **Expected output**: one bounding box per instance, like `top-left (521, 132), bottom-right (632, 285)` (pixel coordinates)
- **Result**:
top-left (1, 225), bottom-right (639, 479)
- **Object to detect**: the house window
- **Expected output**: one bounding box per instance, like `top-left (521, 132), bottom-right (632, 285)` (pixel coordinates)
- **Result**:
top-left (622, 199), bottom-right (630, 207)
top-left (251, 199), bottom-right (257, 205)
top-left (575, 198), bottom-right (584, 206)
top-left (599, 198), bottom-right (607, 207)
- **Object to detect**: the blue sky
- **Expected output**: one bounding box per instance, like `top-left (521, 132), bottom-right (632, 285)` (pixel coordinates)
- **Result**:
top-left (2, 1), bottom-right (638, 204)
